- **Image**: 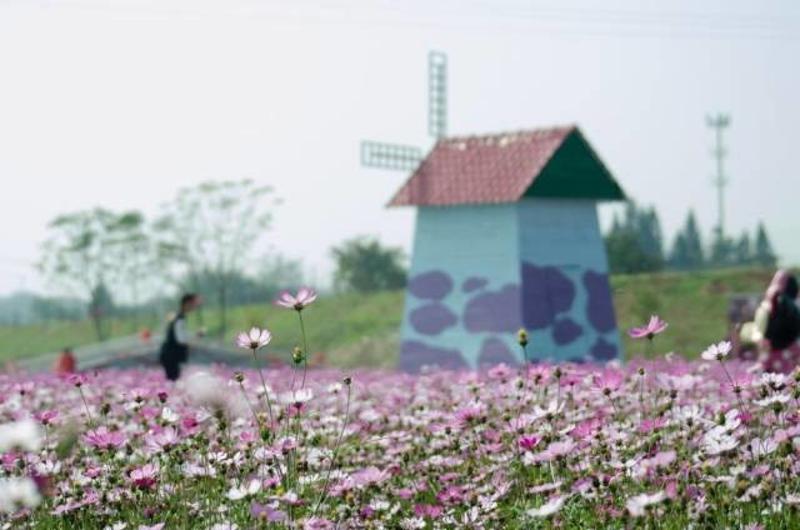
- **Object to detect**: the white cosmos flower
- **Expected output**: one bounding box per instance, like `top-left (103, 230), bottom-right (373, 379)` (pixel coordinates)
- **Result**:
top-left (675, 404), bottom-right (704, 425)
top-left (704, 408), bottom-right (741, 434)
top-left (160, 407), bottom-right (179, 423)
top-left (755, 394), bottom-right (790, 408)
top-left (703, 431), bottom-right (739, 455)
top-left (210, 523), bottom-right (238, 530)
top-left (235, 327), bottom-right (272, 351)
top-left (747, 437), bottom-right (778, 457)
top-left (527, 495), bottom-right (567, 518)
top-left (760, 372), bottom-right (787, 389)
top-left (0, 419), bottom-right (43, 453)
top-left (700, 341), bottom-right (732, 361)
top-left (626, 491), bottom-right (666, 517)
top-left (532, 400), bottom-right (564, 420)
top-left (280, 388), bottom-right (313, 406)
top-left (225, 479), bottom-right (261, 501)
top-left (0, 477), bottom-right (42, 513)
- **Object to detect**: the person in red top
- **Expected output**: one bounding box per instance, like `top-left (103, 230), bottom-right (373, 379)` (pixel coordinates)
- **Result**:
top-left (53, 347), bottom-right (77, 375)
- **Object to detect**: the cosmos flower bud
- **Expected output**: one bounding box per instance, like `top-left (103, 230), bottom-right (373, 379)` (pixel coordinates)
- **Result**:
top-left (292, 347), bottom-right (305, 365)
top-left (233, 371), bottom-right (245, 384)
top-left (517, 328), bottom-right (528, 347)
top-left (343, 376), bottom-right (352, 386)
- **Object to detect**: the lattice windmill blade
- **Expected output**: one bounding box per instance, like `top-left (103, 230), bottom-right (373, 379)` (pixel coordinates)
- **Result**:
top-left (360, 140), bottom-right (423, 171)
top-left (428, 51), bottom-right (448, 139)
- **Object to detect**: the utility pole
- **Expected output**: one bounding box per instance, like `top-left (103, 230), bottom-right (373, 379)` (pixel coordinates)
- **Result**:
top-left (706, 113), bottom-right (731, 240)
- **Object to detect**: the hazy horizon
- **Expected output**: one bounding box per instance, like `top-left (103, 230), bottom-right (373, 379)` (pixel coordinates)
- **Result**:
top-left (1, 0), bottom-right (798, 298)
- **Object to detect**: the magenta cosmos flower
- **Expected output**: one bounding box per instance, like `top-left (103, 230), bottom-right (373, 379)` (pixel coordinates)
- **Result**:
top-left (275, 287), bottom-right (317, 311)
top-left (235, 327), bottom-right (272, 351)
top-left (130, 463), bottom-right (159, 489)
top-left (628, 315), bottom-right (668, 340)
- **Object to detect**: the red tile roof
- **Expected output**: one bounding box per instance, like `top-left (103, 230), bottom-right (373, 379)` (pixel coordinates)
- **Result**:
top-left (388, 125), bottom-right (577, 207)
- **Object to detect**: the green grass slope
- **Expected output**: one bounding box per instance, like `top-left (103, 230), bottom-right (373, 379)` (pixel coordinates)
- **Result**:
top-left (0, 268), bottom-right (784, 367)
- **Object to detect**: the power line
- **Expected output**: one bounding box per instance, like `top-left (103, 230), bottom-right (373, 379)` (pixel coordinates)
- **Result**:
top-left (12, 0), bottom-right (800, 41)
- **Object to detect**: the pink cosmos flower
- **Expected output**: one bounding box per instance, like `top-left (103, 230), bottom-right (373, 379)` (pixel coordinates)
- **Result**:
top-left (235, 327), bottom-right (272, 351)
top-left (275, 287), bottom-right (318, 311)
top-left (130, 463), bottom-right (159, 489)
top-left (517, 435), bottom-right (540, 452)
top-left (84, 426), bottom-right (127, 450)
top-left (628, 315), bottom-right (668, 340)
top-left (593, 370), bottom-right (624, 395)
top-left (250, 502), bottom-right (286, 522)
top-left (145, 426), bottom-right (180, 452)
top-left (453, 405), bottom-right (485, 428)
top-left (638, 417), bottom-right (667, 434)
top-left (303, 518), bottom-right (335, 530)
top-left (351, 466), bottom-right (390, 488)
top-left (67, 373), bottom-right (89, 387)
top-left (414, 504), bottom-right (444, 518)
top-left (33, 410), bottom-right (58, 425)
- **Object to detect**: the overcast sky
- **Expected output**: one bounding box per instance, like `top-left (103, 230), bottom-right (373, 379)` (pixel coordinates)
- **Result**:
top-left (0, 0), bottom-right (798, 297)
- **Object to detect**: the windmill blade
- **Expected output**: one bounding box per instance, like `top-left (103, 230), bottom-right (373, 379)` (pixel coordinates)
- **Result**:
top-left (428, 51), bottom-right (448, 139)
top-left (361, 141), bottom-right (423, 171)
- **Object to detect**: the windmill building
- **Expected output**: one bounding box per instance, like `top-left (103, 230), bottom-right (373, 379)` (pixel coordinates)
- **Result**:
top-left (389, 126), bottom-right (626, 371)
top-left (362, 52), bottom-right (626, 371)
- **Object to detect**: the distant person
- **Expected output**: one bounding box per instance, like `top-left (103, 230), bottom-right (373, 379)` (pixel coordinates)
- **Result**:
top-left (740, 270), bottom-right (800, 373)
top-left (139, 327), bottom-right (152, 343)
top-left (159, 293), bottom-right (201, 381)
top-left (53, 347), bottom-right (77, 375)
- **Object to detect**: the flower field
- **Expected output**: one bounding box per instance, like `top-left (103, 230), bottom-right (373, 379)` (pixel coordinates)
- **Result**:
top-left (2, 353), bottom-right (800, 529)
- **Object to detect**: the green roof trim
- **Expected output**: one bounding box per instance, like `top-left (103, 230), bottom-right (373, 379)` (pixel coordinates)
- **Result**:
top-left (524, 129), bottom-right (626, 200)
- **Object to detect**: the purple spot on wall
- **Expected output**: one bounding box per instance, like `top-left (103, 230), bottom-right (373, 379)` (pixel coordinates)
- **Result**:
top-left (464, 285), bottom-right (521, 333)
top-left (478, 337), bottom-right (519, 367)
top-left (399, 340), bottom-right (468, 373)
top-left (408, 271), bottom-right (453, 301)
top-left (462, 277), bottom-right (488, 293)
top-left (409, 303), bottom-right (457, 336)
top-left (552, 318), bottom-right (583, 345)
top-left (521, 263), bottom-right (576, 330)
top-left (584, 271), bottom-right (617, 333)
top-left (589, 337), bottom-right (618, 361)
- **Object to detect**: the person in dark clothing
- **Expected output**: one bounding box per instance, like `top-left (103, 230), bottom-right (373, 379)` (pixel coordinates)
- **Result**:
top-left (159, 293), bottom-right (200, 381)
top-left (765, 274), bottom-right (800, 351)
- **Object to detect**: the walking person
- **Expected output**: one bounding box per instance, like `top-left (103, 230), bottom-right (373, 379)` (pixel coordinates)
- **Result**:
top-left (53, 347), bottom-right (77, 375)
top-left (159, 293), bottom-right (201, 381)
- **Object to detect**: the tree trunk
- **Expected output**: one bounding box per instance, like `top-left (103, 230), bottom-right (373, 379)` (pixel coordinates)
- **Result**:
top-left (219, 284), bottom-right (227, 339)
top-left (90, 309), bottom-right (105, 341)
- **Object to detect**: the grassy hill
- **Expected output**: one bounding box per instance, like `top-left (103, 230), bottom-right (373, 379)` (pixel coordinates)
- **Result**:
top-left (0, 268), bottom-right (783, 367)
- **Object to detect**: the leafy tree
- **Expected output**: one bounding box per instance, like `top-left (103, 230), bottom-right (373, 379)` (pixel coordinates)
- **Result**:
top-left (709, 229), bottom-right (736, 268)
top-left (38, 208), bottom-right (130, 340)
top-left (154, 180), bottom-right (278, 337)
top-left (256, 255), bottom-right (304, 297)
top-left (105, 211), bottom-right (154, 328)
top-left (734, 231), bottom-right (753, 266)
top-left (604, 202), bottom-right (664, 274)
top-left (637, 207), bottom-right (665, 266)
top-left (88, 282), bottom-right (115, 338)
top-left (669, 211), bottom-right (704, 270)
top-left (332, 237), bottom-right (407, 293)
top-left (754, 221), bottom-right (777, 267)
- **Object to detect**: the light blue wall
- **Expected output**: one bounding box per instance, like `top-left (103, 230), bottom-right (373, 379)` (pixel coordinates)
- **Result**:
top-left (403, 204), bottom-right (522, 368)
top-left (399, 199), bottom-right (622, 370)
top-left (516, 198), bottom-right (621, 362)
